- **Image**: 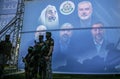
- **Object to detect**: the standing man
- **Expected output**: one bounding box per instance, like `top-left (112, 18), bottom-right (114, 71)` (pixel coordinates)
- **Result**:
top-left (22, 46), bottom-right (33, 79)
top-left (4, 35), bottom-right (12, 62)
top-left (45, 32), bottom-right (54, 79)
top-left (0, 35), bottom-right (12, 78)
top-left (35, 35), bottom-right (46, 79)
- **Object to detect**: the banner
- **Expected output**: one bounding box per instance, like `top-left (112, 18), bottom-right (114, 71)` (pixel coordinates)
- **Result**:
top-left (0, 0), bottom-right (18, 30)
top-left (18, 0), bottom-right (120, 74)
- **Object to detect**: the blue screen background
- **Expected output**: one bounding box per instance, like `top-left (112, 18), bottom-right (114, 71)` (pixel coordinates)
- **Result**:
top-left (18, 0), bottom-right (120, 74)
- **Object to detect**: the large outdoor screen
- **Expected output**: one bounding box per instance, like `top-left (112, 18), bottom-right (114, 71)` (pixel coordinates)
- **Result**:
top-left (18, 0), bottom-right (120, 74)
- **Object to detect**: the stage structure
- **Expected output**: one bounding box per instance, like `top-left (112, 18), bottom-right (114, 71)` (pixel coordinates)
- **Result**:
top-left (0, 0), bottom-right (24, 73)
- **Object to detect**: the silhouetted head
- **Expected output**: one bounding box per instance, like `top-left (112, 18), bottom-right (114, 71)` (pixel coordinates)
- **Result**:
top-left (5, 35), bottom-right (10, 41)
top-left (46, 32), bottom-right (51, 39)
top-left (39, 35), bottom-right (44, 41)
top-left (28, 46), bottom-right (33, 53)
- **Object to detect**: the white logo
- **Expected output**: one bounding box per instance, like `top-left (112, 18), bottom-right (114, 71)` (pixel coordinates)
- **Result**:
top-left (60, 1), bottom-right (75, 15)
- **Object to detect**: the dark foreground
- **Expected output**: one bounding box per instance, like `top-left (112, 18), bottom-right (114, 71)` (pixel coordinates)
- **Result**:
top-left (3, 73), bottom-right (120, 79)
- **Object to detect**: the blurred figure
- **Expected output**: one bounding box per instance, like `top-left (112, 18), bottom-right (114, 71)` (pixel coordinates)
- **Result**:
top-left (0, 41), bottom-right (4, 79)
top-left (0, 35), bottom-right (12, 63)
top-left (91, 22), bottom-right (107, 57)
top-left (45, 32), bottom-right (54, 79)
top-left (35, 25), bottom-right (47, 41)
top-left (53, 23), bottom-right (80, 72)
top-left (80, 22), bottom-right (112, 73)
top-left (78, 1), bottom-right (92, 20)
top-left (105, 35), bottom-right (120, 72)
top-left (22, 46), bottom-right (33, 79)
top-left (4, 35), bottom-right (12, 60)
top-left (0, 35), bottom-right (12, 79)
top-left (59, 23), bottom-right (73, 53)
top-left (77, 1), bottom-right (97, 28)
top-left (105, 45), bottom-right (120, 73)
top-left (39, 5), bottom-right (59, 29)
top-left (34, 35), bottom-right (47, 79)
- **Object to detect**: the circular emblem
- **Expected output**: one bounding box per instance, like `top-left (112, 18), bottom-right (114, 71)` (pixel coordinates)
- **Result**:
top-left (60, 1), bottom-right (75, 15)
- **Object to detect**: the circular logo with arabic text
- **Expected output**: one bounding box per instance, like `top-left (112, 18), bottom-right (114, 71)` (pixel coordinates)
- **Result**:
top-left (60, 1), bottom-right (75, 15)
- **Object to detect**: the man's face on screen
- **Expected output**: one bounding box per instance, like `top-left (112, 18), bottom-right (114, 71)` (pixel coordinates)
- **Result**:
top-left (60, 24), bottom-right (73, 42)
top-left (91, 23), bottom-right (104, 43)
top-left (78, 2), bottom-right (92, 20)
top-left (35, 25), bottom-right (47, 40)
top-left (45, 7), bottom-right (57, 22)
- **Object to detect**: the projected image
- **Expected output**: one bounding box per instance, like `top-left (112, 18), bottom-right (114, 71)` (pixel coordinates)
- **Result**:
top-left (60, 1), bottom-right (75, 15)
top-left (59, 23), bottom-right (73, 49)
top-left (39, 5), bottom-right (59, 29)
top-left (35, 25), bottom-right (47, 41)
top-left (19, 0), bottom-right (120, 74)
top-left (78, 1), bottom-right (93, 23)
top-left (52, 23), bottom-right (75, 70)
top-left (75, 22), bottom-right (116, 73)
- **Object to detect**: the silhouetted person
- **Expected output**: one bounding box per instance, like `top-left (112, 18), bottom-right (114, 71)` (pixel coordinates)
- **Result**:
top-left (3, 35), bottom-right (12, 62)
top-left (0, 35), bottom-right (12, 79)
top-left (23, 46), bottom-right (34, 79)
top-left (45, 32), bottom-right (54, 79)
top-left (34, 35), bottom-right (47, 79)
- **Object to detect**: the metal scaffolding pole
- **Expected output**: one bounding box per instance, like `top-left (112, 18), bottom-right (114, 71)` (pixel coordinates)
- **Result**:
top-left (0, 0), bottom-right (24, 73)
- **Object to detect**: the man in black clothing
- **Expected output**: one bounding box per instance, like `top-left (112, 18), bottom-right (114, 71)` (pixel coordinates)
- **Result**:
top-left (23, 46), bottom-right (33, 79)
top-left (45, 32), bottom-right (54, 79)
top-left (0, 35), bottom-right (12, 79)
top-left (34, 35), bottom-right (47, 79)
top-left (1, 35), bottom-right (12, 63)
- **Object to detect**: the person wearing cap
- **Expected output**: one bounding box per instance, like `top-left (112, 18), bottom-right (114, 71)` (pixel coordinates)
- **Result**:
top-left (45, 32), bottom-right (54, 79)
